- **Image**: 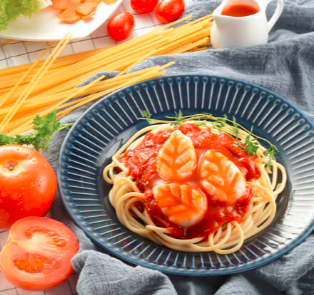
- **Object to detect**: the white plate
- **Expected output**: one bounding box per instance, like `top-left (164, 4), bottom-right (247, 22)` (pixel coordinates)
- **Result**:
top-left (0, 1), bottom-right (122, 42)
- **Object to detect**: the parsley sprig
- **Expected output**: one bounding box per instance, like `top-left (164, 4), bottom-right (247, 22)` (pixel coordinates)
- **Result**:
top-left (140, 110), bottom-right (278, 168)
top-left (0, 111), bottom-right (73, 152)
top-left (211, 115), bottom-right (227, 132)
top-left (263, 145), bottom-right (278, 168)
top-left (233, 126), bottom-right (259, 156)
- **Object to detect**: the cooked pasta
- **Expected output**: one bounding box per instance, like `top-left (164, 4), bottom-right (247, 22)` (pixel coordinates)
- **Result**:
top-left (103, 119), bottom-right (286, 254)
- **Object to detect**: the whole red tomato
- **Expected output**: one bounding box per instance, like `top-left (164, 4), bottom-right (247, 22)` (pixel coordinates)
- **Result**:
top-left (131, 0), bottom-right (158, 14)
top-left (155, 0), bottom-right (185, 24)
top-left (0, 145), bottom-right (57, 229)
top-left (0, 217), bottom-right (79, 291)
top-left (107, 11), bottom-right (135, 41)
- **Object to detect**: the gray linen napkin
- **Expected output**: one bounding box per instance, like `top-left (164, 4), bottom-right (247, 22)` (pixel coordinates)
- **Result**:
top-left (46, 0), bottom-right (314, 294)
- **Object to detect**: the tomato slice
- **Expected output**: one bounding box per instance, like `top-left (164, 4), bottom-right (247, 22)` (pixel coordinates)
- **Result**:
top-left (0, 217), bottom-right (79, 291)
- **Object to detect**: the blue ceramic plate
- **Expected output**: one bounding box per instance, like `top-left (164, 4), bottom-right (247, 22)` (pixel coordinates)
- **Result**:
top-left (58, 74), bottom-right (314, 276)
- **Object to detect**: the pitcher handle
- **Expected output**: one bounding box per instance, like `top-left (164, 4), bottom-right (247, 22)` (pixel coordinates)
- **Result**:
top-left (266, 0), bottom-right (284, 32)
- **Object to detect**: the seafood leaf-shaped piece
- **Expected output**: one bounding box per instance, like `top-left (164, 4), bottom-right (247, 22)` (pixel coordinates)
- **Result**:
top-left (157, 130), bottom-right (196, 181)
top-left (153, 183), bottom-right (208, 228)
top-left (200, 150), bottom-right (246, 204)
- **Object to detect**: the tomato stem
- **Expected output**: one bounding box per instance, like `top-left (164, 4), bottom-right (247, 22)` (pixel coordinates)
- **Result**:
top-left (2, 160), bottom-right (18, 171)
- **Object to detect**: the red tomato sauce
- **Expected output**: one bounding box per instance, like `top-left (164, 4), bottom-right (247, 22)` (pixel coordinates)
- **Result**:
top-left (222, 4), bottom-right (259, 17)
top-left (121, 123), bottom-right (260, 239)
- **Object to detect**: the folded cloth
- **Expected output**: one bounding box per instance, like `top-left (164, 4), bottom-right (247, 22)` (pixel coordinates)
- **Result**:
top-left (46, 0), bottom-right (314, 294)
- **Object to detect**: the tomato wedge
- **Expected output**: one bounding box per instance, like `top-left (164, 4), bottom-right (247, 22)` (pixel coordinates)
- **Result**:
top-left (0, 217), bottom-right (79, 291)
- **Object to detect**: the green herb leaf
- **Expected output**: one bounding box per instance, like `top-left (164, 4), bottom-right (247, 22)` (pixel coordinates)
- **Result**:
top-left (142, 110), bottom-right (150, 118)
top-left (243, 139), bottom-right (259, 156)
top-left (212, 117), bottom-right (226, 132)
top-left (0, 0), bottom-right (41, 32)
top-left (141, 110), bottom-right (156, 124)
top-left (193, 119), bottom-right (208, 127)
top-left (232, 116), bottom-right (239, 139)
top-left (0, 111), bottom-right (73, 152)
top-left (170, 110), bottom-right (184, 127)
top-left (233, 140), bottom-right (243, 148)
top-left (263, 146), bottom-right (278, 168)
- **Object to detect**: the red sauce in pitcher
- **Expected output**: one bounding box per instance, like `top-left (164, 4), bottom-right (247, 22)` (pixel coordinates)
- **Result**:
top-left (222, 4), bottom-right (259, 17)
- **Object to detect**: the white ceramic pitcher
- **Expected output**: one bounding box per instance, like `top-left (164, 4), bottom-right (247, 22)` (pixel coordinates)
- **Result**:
top-left (211, 0), bottom-right (284, 49)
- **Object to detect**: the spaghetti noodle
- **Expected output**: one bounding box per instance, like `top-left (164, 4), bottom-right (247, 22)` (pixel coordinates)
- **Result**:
top-left (0, 14), bottom-right (212, 135)
top-left (103, 118), bottom-right (286, 254)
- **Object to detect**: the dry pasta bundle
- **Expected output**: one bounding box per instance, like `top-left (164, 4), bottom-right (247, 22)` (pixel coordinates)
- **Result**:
top-left (0, 14), bottom-right (213, 135)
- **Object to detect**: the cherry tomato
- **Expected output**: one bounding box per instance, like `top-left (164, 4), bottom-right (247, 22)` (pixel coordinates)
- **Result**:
top-left (0, 217), bottom-right (79, 291)
top-left (0, 145), bottom-right (57, 229)
top-left (155, 0), bottom-right (185, 23)
top-left (131, 0), bottom-right (158, 14)
top-left (107, 11), bottom-right (135, 41)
